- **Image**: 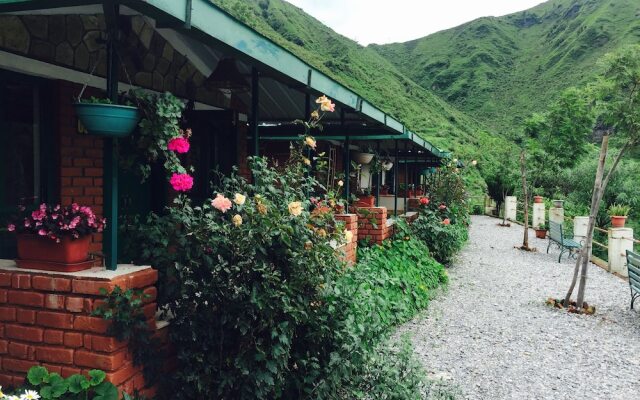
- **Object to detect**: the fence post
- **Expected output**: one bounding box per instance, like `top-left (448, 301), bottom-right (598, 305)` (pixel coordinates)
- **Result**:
top-left (608, 227), bottom-right (633, 277)
top-left (532, 202), bottom-right (545, 228)
top-left (505, 196), bottom-right (517, 221)
top-left (549, 206), bottom-right (564, 225)
top-left (573, 216), bottom-right (591, 257)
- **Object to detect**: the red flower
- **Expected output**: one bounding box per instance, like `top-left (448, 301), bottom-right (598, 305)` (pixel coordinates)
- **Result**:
top-left (439, 204), bottom-right (447, 210)
top-left (442, 218), bottom-right (451, 225)
top-left (167, 137), bottom-right (190, 153)
top-left (420, 197), bottom-right (430, 205)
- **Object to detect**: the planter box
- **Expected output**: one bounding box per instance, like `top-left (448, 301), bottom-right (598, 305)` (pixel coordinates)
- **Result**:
top-left (16, 234), bottom-right (92, 272)
top-left (535, 229), bottom-right (547, 239)
top-left (354, 196), bottom-right (375, 208)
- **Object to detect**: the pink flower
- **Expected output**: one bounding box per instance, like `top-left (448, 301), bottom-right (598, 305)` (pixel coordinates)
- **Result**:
top-left (439, 204), bottom-right (447, 210)
top-left (38, 229), bottom-right (47, 236)
top-left (31, 210), bottom-right (45, 221)
top-left (7, 224), bottom-right (15, 232)
top-left (442, 218), bottom-right (451, 225)
top-left (211, 194), bottom-right (233, 213)
top-left (420, 197), bottom-right (430, 205)
top-left (169, 173), bottom-right (194, 192)
top-left (167, 137), bottom-right (190, 154)
top-left (24, 220), bottom-right (31, 227)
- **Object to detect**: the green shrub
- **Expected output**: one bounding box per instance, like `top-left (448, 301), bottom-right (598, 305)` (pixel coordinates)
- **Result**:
top-left (472, 204), bottom-right (483, 215)
top-left (411, 213), bottom-right (469, 265)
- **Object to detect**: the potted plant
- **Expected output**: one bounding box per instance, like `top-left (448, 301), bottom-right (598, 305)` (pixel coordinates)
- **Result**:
top-left (552, 199), bottom-right (565, 208)
top-left (74, 96), bottom-right (140, 138)
top-left (608, 204), bottom-right (631, 228)
top-left (6, 203), bottom-right (105, 272)
top-left (533, 195), bottom-right (544, 204)
top-left (535, 222), bottom-right (548, 239)
top-left (354, 189), bottom-right (375, 208)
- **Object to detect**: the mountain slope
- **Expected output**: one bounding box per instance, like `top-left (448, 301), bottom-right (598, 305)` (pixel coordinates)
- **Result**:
top-left (372, 0), bottom-right (640, 136)
top-left (210, 0), bottom-right (516, 193)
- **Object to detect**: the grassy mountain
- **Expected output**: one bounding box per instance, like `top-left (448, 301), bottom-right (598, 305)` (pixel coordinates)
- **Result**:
top-left (211, 0), bottom-right (517, 194)
top-left (372, 0), bottom-right (640, 136)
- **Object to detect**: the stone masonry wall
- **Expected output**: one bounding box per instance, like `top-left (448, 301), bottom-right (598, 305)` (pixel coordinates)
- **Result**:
top-left (0, 266), bottom-right (159, 398)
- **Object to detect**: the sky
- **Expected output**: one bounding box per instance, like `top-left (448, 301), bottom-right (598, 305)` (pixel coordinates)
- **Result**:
top-left (283, 0), bottom-right (546, 45)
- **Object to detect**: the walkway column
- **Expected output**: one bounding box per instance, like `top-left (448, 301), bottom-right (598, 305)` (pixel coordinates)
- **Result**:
top-left (549, 206), bottom-right (564, 226)
top-left (504, 196), bottom-right (517, 221)
top-left (573, 216), bottom-right (589, 246)
top-left (609, 227), bottom-right (634, 277)
top-left (532, 202), bottom-right (545, 228)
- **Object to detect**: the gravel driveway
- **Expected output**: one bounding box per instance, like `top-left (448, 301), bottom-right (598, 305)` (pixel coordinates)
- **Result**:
top-left (400, 215), bottom-right (640, 400)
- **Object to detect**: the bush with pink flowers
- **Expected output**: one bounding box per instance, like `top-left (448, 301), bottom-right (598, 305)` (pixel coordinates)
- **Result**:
top-left (7, 203), bottom-right (105, 242)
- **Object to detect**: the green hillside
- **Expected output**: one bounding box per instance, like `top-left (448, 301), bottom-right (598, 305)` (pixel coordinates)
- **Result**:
top-left (211, 0), bottom-right (517, 194)
top-left (372, 0), bottom-right (640, 136)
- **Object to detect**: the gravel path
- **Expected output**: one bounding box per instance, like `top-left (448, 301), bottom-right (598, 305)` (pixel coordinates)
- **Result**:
top-left (400, 215), bottom-right (640, 400)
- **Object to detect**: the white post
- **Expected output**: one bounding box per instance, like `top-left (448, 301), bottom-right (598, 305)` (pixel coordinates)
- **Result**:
top-left (608, 227), bottom-right (633, 277)
top-left (573, 216), bottom-right (591, 257)
top-left (532, 203), bottom-right (545, 229)
top-left (505, 196), bottom-right (517, 221)
top-left (549, 207), bottom-right (564, 226)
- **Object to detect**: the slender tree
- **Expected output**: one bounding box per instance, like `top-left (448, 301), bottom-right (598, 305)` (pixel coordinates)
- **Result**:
top-left (564, 46), bottom-right (640, 309)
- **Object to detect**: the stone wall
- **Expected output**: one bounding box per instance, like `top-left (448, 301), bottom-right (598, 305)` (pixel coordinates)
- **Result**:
top-left (0, 14), bottom-right (247, 112)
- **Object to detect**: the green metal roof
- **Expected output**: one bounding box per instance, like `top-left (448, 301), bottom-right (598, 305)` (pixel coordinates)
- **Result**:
top-left (0, 0), bottom-right (448, 158)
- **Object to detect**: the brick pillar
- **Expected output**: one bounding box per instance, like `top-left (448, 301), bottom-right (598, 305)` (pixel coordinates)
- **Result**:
top-left (335, 214), bottom-right (358, 264)
top-left (0, 265), bottom-right (159, 397)
top-left (356, 207), bottom-right (393, 245)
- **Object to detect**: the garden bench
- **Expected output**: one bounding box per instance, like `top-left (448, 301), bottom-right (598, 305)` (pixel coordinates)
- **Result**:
top-left (547, 221), bottom-right (581, 263)
top-left (625, 250), bottom-right (640, 309)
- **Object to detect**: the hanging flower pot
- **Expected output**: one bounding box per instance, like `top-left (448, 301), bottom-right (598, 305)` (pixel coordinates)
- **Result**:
top-left (382, 161), bottom-right (394, 171)
top-left (352, 152), bottom-right (374, 165)
top-left (74, 102), bottom-right (140, 138)
top-left (533, 196), bottom-right (543, 204)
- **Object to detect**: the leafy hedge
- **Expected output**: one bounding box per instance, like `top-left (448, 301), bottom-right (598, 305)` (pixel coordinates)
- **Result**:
top-left (411, 214), bottom-right (469, 265)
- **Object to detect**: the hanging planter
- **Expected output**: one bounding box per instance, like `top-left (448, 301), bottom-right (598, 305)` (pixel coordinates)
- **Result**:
top-left (74, 101), bottom-right (140, 138)
top-left (353, 152), bottom-right (374, 165)
top-left (382, 161), bottom-right (394, 171)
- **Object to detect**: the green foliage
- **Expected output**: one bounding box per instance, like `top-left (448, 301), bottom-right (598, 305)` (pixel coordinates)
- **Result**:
top-left (472, 204), bottom-right (483, 215)
top-left (93, 286), bottom-right (161, 385)
top-left (22, 366), bottom-right (118, 400)
top-left (608, 203), bottom-right (631, 217)
top-left (411, 213), bottom-right (469, 265)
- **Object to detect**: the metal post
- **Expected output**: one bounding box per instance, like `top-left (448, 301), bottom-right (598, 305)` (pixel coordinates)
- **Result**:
top-left (103, 0), bottom-right (119, 270)
top-left (342, 110), bottom-right (350, 202)
top-left (393, 140), bottom-right (398, 217)
top-left (375, 141), bottom-right (380, 206)
top-left (251, 67), bottom-right (259, 157)
top-left (403, 142), bottom-right (408, 214)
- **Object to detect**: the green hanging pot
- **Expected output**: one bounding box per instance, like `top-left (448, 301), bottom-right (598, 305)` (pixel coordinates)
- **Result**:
top-left (74, 102), bottom-right (140, 138)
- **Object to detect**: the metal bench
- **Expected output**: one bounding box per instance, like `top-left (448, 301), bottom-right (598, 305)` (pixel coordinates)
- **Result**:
top-left (547, 221), bottom-right (581, 262)
top-left (626, 250), bottom-right (640, 309)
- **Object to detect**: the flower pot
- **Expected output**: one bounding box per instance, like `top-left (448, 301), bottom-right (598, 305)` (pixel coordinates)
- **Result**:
top-left (408, 190), bottom-right (415, 198)
top-left (352, 152), bottom-right (374, 165)
top-left (535, 229), bottom-right (547, 239)
top-left (74, 103), bottom-right (140, 137)
top-left (382, 161), bottom-right (394, 171)
top-left (533, 196), bottom-right (543, 204)
top-left (16, 234), bottom-right (93, 272)
top-left (611, 216), bottom-right (627, 228)
top-left (552, 200), bottom-right (564, 208)
top-left (354, 195), bottom-right (375, 208)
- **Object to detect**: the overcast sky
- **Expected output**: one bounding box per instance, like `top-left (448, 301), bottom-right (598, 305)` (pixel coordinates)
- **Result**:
top-left (283, 0), bottom-right (546, 45)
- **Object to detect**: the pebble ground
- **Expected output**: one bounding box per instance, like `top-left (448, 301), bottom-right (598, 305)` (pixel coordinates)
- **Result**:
top-left (400, 215), bottom-right (640, 400)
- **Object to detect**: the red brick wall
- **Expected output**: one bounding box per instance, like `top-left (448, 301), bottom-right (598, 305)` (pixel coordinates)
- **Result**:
top-left (356, 207), bottom-right (394, 245)
top-left (56, 81), bottom-right (105, 254)
top-left (335, 214), bottom-right (358, 265)
top-left (0, 267), bottom-right (159, 398)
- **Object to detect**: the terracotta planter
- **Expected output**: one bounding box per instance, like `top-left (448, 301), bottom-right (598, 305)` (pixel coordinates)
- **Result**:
top-left (535, 229), bottom-right (547, 239)
top-left (354, 195), bottom-right (375, 208)
top-left (16, 234), bottom-right (93, 272)
top-left (533, 196), bottom-right (543, 204)
top-left (611, 216), bottom-right (627, 228)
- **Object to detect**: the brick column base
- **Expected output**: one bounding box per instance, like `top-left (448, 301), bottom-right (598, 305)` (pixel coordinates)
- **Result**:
top-left (335, 214), bottom-right (358, 264)
top-left (0, 264), bottom-right (159, 398)
top-left (356, 207), bottom-right (394, 245)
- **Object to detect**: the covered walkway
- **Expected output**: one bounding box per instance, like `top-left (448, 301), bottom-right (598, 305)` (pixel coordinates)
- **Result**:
top-left (401, 216), bottom-right (640, 400)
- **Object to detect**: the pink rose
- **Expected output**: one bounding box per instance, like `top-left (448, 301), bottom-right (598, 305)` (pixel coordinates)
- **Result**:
top-left (7, 224), bottom-right (15, 232)
top-left (38, 229), bottom-right (47, 236)
top-left (211, 194), bottom-right (233, 213)
top-left (167, 137), bottom-right (190, 154)
top-left (442, 218), bottom-right (451, 225)
top-left (170, 173), bottom-right (194, 192)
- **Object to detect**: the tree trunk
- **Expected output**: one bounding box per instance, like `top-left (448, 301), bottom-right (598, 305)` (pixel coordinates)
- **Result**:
top-left (520, 150), bottom-right (529, 249)
top-left (565, 135), bottom-right (609, 305)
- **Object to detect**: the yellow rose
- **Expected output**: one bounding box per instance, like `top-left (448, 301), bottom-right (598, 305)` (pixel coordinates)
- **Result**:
top-left (344, 230), bottom-right (353, 243)
top-left (305, 136), bottom-right (317, 149)
top-left (234, 193), bottom-right (246, 205)
top-left (315, 95), bottom-right (335, 112)
top-left (303, 157), bottom-right (311, 166)
top-left (471, 160), bottom-right (478, 166)
top-left (310, 110), bottom-right (320, 119)
top-left (256, 202), bottom-right (267, 215)
top-left (304, 240), bottom-right (313, 250)
top-left (288, 201), bottom-right (303, 217)
top-left (232, 214), bottom-right (243, 227)
top-left (337, 180), bottom-right (344, 187)
top-left (317, 228), bottom-right (327, 238)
